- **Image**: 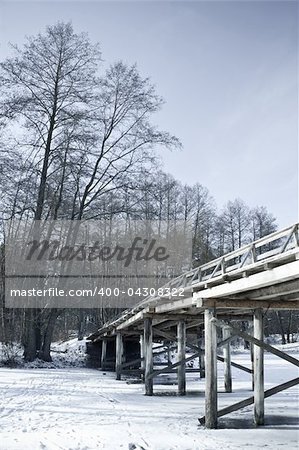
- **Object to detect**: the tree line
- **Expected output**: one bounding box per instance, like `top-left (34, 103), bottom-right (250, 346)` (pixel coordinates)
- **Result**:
top-left (0, 22), bottom-right (295, 362)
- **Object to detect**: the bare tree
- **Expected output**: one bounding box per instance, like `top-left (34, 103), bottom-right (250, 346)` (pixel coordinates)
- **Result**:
top-left (220, 198), bottom-right (251, 252)
top-left (192, 184), bottom-right (216, 264)
top-left (251, 206), bottom-right (277, 240)
top-left (0, 23), bottom-right (180, 361)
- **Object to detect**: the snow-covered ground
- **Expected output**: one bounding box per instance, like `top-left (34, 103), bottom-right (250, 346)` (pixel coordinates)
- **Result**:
top-left (0, 339), bottom-right (88, 369)
top-left (0, 349), bottom-right (298, 450)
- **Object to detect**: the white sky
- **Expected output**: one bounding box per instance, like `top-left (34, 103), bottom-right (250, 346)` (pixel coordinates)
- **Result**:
top-left (0, 1), bottom-right (298, 228)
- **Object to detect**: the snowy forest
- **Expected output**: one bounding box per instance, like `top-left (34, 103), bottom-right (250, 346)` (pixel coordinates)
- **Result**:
top-left (0, 23), bottom-right (297, 364)
top-left (0, 2), bottom-right (298, 448)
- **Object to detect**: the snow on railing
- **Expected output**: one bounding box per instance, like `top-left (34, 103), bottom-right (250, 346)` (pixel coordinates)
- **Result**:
top-left (93, 222), bottom-right (299, 334)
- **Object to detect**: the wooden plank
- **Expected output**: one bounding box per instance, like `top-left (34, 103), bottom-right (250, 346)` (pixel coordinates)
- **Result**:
top-left (193, 260), bottom-right (299, 300)
top-left (116, 307), bottom-right (155, 331)
top-left (120, 356), bottom-right (144, 370)
top-left (152, 320), bottom-right (179, 330)
top-left (280, 224), bottom-right (297, 253)
top-left (217, 334), bottom-right (237, 349)
top-left (177, 320), bottom-right (186, 396)
top-left (152, 344), bottom-right (167, 351)
top-left (254, 309), bottom-right (264, 425)
top-left (217, 356), bottom-right (253, 374)
top-left (153, 345), bottom-right (177, 356)
top-left (233, 280), bottom-right (299, 300)
top-left (205, 308), bottom-right (218, 429)
top-left (121, 369), bottom-right (144, 375)
top-left (154, 297), bottom-right (194, 314)
top-left (146, 313), bottom-right (200, 321)
top-left (148, 351), bottom-right (201, 379)
top-left (199, 377), bottom-right (299, 424)
top-left (195, 298), bottom-right (299, 310)
top-left (154, 327), bottom-right (253, 374)
top-left (153, 329), bottom-right (201, 353)
top-left (186, 320), bottom-right (204, 329)
top-left (216, 332), bottom-right (253, 374)
top-left (144, 317), bottom-right (153, 396)
top-left (213, 318), bottom-right (299, 368)
top-left (157, 368), bottom-right (202, 374)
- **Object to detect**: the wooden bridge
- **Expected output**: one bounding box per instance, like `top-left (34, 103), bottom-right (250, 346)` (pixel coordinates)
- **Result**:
top-left (87, 223), bottom-right (299, 429)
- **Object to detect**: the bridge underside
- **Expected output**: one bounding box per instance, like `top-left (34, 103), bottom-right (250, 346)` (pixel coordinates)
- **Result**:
top-left (87, 224), bottom-right (299, 429)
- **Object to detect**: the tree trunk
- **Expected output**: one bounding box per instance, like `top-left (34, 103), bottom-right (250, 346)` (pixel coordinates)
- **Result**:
top-left (286, 311), bottom-right (292, 344)
top-left (38, 309), bottom-right (60, 362)
top-left (23, 310), bottom-right (38, 362)
top-left (242, 322), bottom-right (250, 349)
top-left (276, 312), bottom-right (286, 344)
top-left (78, 310), bottom-right (85, 341)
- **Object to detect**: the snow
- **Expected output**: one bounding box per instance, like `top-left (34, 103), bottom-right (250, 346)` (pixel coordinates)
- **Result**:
top-left (0, 339), bottom-right (87, 369)
top-left (0, 348), bottom-right (298, 450)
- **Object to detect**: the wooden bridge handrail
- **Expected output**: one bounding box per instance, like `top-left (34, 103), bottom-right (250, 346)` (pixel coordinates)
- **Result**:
top-left (90, 222), bottom-right (299, 335)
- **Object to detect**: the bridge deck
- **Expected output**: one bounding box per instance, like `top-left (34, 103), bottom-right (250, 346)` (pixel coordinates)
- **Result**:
top-left (89, 223), bottom-right (299, 338)
top-left (87, 223), bottom-right (299, 429)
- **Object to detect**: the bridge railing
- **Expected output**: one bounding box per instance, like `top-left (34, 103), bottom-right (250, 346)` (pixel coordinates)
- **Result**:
top-left (93, 222), bottom-right (299, 333)
top-left (162, 222), bottom-right (299, 290)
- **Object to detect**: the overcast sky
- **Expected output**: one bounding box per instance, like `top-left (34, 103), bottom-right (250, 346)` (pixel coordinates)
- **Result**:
top-left (0, 1), bottom-right (297, 228)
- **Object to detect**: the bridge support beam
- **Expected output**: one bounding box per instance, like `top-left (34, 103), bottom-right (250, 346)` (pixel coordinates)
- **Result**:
top-left (250, 339), bottom-right (254, 391)
top-left (140, 334), bottom-right (145, 380)
top-left (198, 329), bottom-right (205, 378)
top-left (205, 308), bottom-right (218, 429)
top-left (200, 353), bottom-right (205, 378)
top-left (177, 320), bottom-right (186, 395)
top-left (101, 339), bottom-right (107, 370)
top-left (254, 308), bottom-right (264, 425)
top-left (223, 326), bottom-right (232, 393)
top-left (116, 333), bottom-right (123, 380)
top-left (144, 317), bottom-right (153, 396)
top-left (167, 342), bottom-right (172, 367)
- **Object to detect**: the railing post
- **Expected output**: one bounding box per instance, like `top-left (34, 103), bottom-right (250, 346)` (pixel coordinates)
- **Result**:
top-left (205, 308), bottom-right (218, 429)
top-left (177, 320), bottom-right (186, 395)
top-left (144, 317), bottom-right (153, 395)
top-left (254, 309), bottom-right (264, 425)
top-left (223, 325), bottom-right (232, 393)
top-left (116, 332), bottom-right (123, 381)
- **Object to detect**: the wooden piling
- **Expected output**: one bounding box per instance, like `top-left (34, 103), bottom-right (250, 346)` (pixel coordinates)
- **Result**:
top-left (253, 308), bottom-right (264, 425)
top-left (140, 334), bottom-right (145, 380)
top-left (250, 340), bottom-right (254, 391)
top-left (144, 317), bottom-right (153, 395)
top-left (116, 333), bottom-right (123, 381)
top-left (177, 320), bottom-right (186, 395)
top-left (223, 326), bottom-right (232, 393)
top-left (198, 328), bottom-right (205, 378)
top-left (204, 308), bottom-right (218, 429)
